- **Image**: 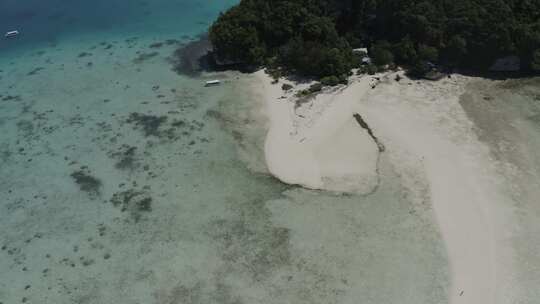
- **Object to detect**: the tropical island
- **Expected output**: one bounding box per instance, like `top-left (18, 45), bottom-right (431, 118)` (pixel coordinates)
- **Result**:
top-left (210, 0), bottom-right (540, 81)
top-left (201, 1), bottom-right (540, 303)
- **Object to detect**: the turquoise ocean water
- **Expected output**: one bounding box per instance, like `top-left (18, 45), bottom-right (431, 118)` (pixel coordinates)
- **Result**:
top-left (0, 0), bottom-right (236, 52)
top-left (0, 1), bottom-right (449, 303)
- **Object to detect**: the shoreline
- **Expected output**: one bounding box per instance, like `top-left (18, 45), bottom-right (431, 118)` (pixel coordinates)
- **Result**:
top-left (253, 70), bottom-right (517, 303)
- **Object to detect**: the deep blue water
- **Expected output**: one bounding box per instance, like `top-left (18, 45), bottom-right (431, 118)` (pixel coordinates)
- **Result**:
top-left (0, 0), bottom-right (237, 52)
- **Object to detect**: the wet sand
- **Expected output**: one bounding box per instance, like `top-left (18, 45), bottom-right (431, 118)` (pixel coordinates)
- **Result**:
top-left (459, 78), bottom-right (540, 302)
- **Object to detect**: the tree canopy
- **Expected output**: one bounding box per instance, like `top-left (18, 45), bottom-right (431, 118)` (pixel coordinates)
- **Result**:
top-left (209, 0), bottom-right (540, 79)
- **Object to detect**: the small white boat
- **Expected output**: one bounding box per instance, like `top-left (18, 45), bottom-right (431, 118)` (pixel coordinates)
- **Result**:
top-left (205, 80), bottom-right (220, 86)
top-left (4, 30), bottom-right (20, 38)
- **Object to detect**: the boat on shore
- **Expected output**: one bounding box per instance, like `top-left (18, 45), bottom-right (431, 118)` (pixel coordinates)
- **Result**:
top-left (205, 80), bottom-right (220, 87)
top-left (4, 30), bottom-right (20, 38)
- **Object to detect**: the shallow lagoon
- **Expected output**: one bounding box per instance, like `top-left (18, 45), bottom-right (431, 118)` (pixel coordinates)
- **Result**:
top-left (0, 1), bottom-right (448, 303)
top-left (460, 78), bottom-right (540, 302)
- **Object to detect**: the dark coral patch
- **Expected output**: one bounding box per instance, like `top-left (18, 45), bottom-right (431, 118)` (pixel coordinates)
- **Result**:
top-left (70, 170), bottom-right (102, 197)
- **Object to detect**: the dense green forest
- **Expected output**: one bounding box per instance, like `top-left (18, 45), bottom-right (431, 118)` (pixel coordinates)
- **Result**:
top-left (209, 0), bottom-right (540, 79)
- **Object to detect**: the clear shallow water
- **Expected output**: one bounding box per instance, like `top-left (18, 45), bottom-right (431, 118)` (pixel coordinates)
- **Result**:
top-left (0, 1), bottom-right (449, 303)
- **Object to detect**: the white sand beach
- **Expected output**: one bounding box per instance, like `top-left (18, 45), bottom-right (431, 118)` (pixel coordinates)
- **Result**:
top-left (258, 70), bottom-right (519, 304)
top-left (259, 71), bottom-right (380, 194)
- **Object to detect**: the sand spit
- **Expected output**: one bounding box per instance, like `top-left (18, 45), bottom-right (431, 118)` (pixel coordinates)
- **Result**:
top-left (257, 71), bottom-right (380, 194)
top-left (257, 70), bottom-right (518, 303)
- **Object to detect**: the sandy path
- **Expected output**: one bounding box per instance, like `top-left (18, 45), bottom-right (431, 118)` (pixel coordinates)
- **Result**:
top-left (359, 98), bottom-right (498, 304)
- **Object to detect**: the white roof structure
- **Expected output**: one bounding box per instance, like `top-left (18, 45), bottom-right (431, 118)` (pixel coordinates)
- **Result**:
top-left (353, 48), bottom-right (368, 54)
